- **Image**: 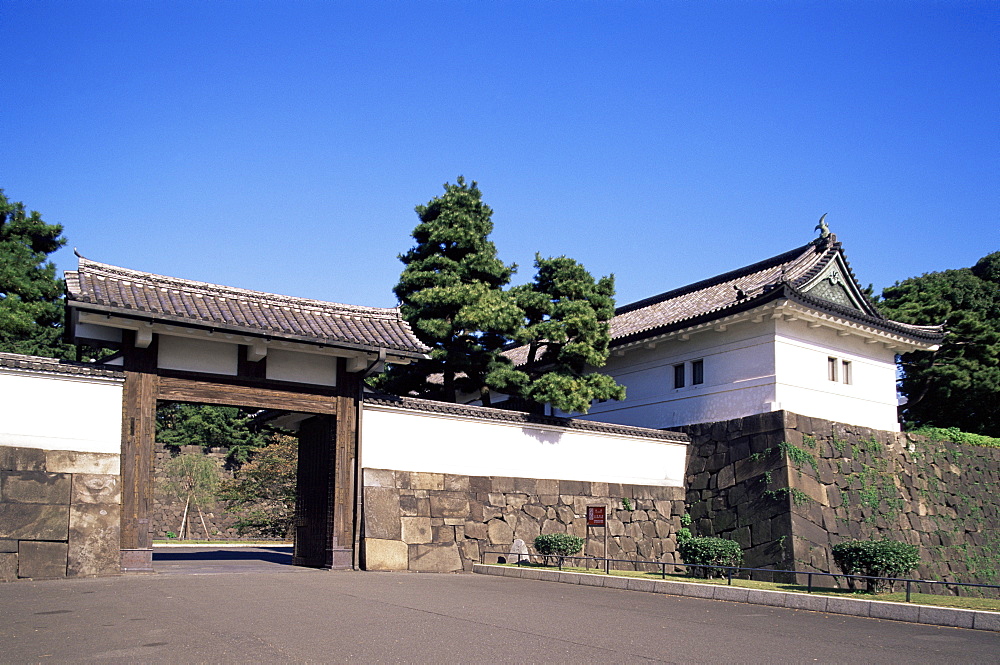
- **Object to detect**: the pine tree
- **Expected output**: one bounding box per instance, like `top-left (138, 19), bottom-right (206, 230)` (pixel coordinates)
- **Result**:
top-left (383, 177), bottom-right (522, 402)
top-left (0, 190), bottom-right (71, 358)
top-left (488, 254), bottom-right (626, 414)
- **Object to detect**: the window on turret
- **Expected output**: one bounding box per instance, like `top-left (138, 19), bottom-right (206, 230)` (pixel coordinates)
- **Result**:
top-left (692, 359), bottom-right (704, 385)
top-left (842, 360), bottom-right (852, 385)
top-left (673, 364), bottom-right (685, 388)
top-left (828, 357), bottom-right (838, 382)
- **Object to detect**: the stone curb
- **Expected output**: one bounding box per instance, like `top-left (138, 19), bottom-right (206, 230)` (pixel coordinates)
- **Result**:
top-left (472, 564), bottom-right (1000, 633)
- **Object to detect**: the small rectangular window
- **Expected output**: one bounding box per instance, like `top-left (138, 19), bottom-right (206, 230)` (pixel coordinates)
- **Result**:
top-left (828, 357), bottom-right (838, 382)
top-left (673, 363), bottom-right (685, 388)
top-left (692, 359), bottom-right (704, 385)
top-left (842, 360), bottom-right (852, 385)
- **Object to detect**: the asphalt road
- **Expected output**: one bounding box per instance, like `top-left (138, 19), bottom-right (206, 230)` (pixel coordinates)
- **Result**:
top-left (0, 548), bottom-right (997, 664)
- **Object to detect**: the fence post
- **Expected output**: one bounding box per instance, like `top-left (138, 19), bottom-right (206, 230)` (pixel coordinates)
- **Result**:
top-left (906, 580), bottom-right (911, 603)
top-left (807, 572), bottom-right (813, 594)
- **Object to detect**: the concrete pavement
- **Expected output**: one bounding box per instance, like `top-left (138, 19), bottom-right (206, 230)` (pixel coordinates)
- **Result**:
top-left (0, 549), bottom-right (998, 663)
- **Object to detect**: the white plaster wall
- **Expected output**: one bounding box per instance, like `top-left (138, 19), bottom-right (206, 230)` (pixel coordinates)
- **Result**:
top-left (266, 349), bottom-right (337, 386)
top-left (0, 371), bottom-right (123, 454)
top-left (158, 336), bottom-right (238, 375)
top-left (773, 320), bottom-right (901, 430)
top-left (575, 321), bottom-right (778, 429)
top-left (361, 406), bottom-right (688, 487)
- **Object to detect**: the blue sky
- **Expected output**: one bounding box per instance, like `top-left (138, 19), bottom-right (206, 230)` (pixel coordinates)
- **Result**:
top-left (3, 1), bottom-right (997, 309)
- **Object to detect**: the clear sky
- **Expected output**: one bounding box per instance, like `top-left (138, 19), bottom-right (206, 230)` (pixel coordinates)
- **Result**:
top-left (3, 1), bottom-right (997, 309)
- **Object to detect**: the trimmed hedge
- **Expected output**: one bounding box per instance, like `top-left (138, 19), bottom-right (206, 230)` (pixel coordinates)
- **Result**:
top-left (677, 536), bottom-right (742, 579)
top-left (534, 533), bottom-right (585, 557)
top-left (832, 539), bottom-right (920, 593)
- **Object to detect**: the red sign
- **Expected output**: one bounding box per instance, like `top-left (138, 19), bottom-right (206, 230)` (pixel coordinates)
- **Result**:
top-left (587, 505), bottom-right (606, 527)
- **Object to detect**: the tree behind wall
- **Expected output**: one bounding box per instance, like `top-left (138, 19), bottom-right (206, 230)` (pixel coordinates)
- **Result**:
top-left (879, 251), bottom-right (1000, 436)
top-left (0, 190), bottom-right (72, 359)
top-left (380, 176), bottom-right (522, 403)
top-left (488, 254), bottom-right (625, 414)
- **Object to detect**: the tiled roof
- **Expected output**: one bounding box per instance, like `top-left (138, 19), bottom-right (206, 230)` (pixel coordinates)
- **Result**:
top-left (505, 235), bottom-right (943, 365)
top-left (364, 394), bottom-right (690, 443)
top-left (0, 352), bottom-right (124, 379)
top-left (65, 258), bottom-right (429, 356)
top-left (608, 235), bottom-right (943, 345)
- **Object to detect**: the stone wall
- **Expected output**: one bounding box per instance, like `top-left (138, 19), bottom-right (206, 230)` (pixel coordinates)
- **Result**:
top-left (0, 445), bottom-right (121, 581)
top-left (152, 442), bottom-right (245, 540)
top-left (362, 468), bottom-right (686, 572)
top-left (683, 412), bottom-right (1000, 592)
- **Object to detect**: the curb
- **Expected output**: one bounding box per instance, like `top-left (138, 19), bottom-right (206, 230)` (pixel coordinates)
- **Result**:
top-left (472, 564), bottom-right (1000, 633)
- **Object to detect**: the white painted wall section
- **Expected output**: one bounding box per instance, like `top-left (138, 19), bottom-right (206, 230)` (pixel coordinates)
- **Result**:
top-left (158, 336), bottom-right (238, 375)
top-left (0, 371), bottom-right (123, 455)
top-left (362, 405), bottom-right (688, 487)
top-left (266, 349), bottom-right (337, 386)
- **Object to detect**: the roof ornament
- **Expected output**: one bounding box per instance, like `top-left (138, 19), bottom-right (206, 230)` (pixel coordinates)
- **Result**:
top-left (733, 285), bottom-right (747, 300)
top-left (814, 213), bottom-right (831, 241)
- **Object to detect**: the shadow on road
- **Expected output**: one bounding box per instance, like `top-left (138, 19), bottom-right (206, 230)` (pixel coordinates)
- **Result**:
top-left (152, 546), bottom-right (301, 574)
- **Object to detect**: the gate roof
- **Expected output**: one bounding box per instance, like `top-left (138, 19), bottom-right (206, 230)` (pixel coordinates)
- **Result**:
top-left (65, 257), bottom-right (428, 357)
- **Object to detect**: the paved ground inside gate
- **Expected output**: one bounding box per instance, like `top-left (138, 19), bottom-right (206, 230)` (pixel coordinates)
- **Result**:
top-left (1, 548), bottom-right (998, 663)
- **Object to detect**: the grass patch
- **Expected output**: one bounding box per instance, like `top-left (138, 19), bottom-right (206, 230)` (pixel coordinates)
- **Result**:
top-left (499, 563), bottom-right (1000, 611)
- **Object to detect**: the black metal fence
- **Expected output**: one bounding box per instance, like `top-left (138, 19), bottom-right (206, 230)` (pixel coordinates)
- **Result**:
top-left (480, 550), bottom-right (1000, 603)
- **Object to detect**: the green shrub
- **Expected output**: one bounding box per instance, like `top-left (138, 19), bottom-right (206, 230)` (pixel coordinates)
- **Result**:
top-left (677, 536), bottom-right (742, 579)
top-left (909, 426), bottom-right (1000, 449)
top-left (534, 533), bottom-right (585, 557)
top-left (832, 539), bottom-right (920, 593)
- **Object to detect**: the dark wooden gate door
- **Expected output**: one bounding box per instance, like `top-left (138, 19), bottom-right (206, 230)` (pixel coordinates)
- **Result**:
top-left (294, 415), bottom-right (336, 567)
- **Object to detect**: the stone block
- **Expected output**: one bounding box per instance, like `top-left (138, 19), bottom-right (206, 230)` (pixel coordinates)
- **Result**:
top-left (788, 471), bottom-right (828, 505)
top-left (18, 541), bottom-right (67, 578)
top-left (0, 446), bottom-right (47, 472)
top-left (364, 538), bottom-right (408, 571)
top-left (973, 611), bottom-right (1000, 632)
top-left (746, 589), bottom-right (787, 607)
top-left (784, 593), bottom-right (829, 613)
top-left (409, 472), bottom-right (444, 491)
top-left (918, 606), bottom-right (975, 629)
top-left (444, 474), bottom-right (470, 492)
top-left (492, 476), bottom-right (515, 493)
top-left (463, 521), bottom-right (487, 540)
top-left (713, 586), bottom-right (750, 603)
top-left (469, 475), bottom-right (492, 493)
top-left (0, 552), bottom-right (16, 580)
top-left (68, 503), bottom-right (120, 576)
top-left (868, 601), bottom-right (920, 623)
top-left (0, 502), bottom-right (69, 540)
top-left (511, 514), bottom-right (540, 543)
top-left (536, 479), bottom-right (559, 495)
top-left (559, 479), bottom-right (587, 496)
top-left (72, 474), bottom-right (120, 505)
top-left (363, 468), bottom-right (396, 488)
top-left (458, 539), bottom-right (480, 567)
top-left (409, 543), bottom-right (463, 572)
top-left (681, 582), bottom-right (716, 599)
top-left (433, 525), bottom-right (455, 543)
top-left (626, 577), bottom-right (656, 593)
top-left (0, 538), bottom-right (17, 552)
top-left (506, 494), bottom-right (529, 511)
top-left (825, 597), bottom-right (870, 617)
top-left (45, 451), bottom-right (119, 475)
top-left (401, 516), bottom-right (432, 544)
top-left (1, 471), bottom-right (72, 504)
top-left (430, 494), bottom-right (470, 518)
top-left (487, 518), bottom-right (513, 544)
top-left (363, 487), bottom-right (401, 540)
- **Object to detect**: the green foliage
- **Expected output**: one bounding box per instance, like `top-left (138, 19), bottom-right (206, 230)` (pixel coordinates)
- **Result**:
top-left (0, 190), bottom-right (72, 359)
top-left (677, 536), bottom-right (743, 579)
top-left (380, 177), bottom-right (521, 403)
top-left (156, 402), bottom-right (268, 464)
top-left (621, 497), bottom-right (633, 511)
top-left (533, 533), bottom-right (585, 557)
top-left (778, 441), bottom-right (818, 473)
top-left (832, 539), bottom-right (920, 593)
top-left (910, 426), bottom-right (1000, 449)
top-left (217, 434), bottom-right (298, 539)
top-left (879, 252), bottom-right (1000, 436)
top-left (487, 255), bottom-right (625, 414)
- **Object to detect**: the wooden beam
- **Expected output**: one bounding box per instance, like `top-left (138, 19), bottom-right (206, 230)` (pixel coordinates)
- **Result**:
top-left (156, 376), bottom-right (337, 413)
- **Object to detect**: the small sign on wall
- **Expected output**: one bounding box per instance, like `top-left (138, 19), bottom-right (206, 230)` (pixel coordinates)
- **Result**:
top-left (586, 505), bottom-right (606, 527)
